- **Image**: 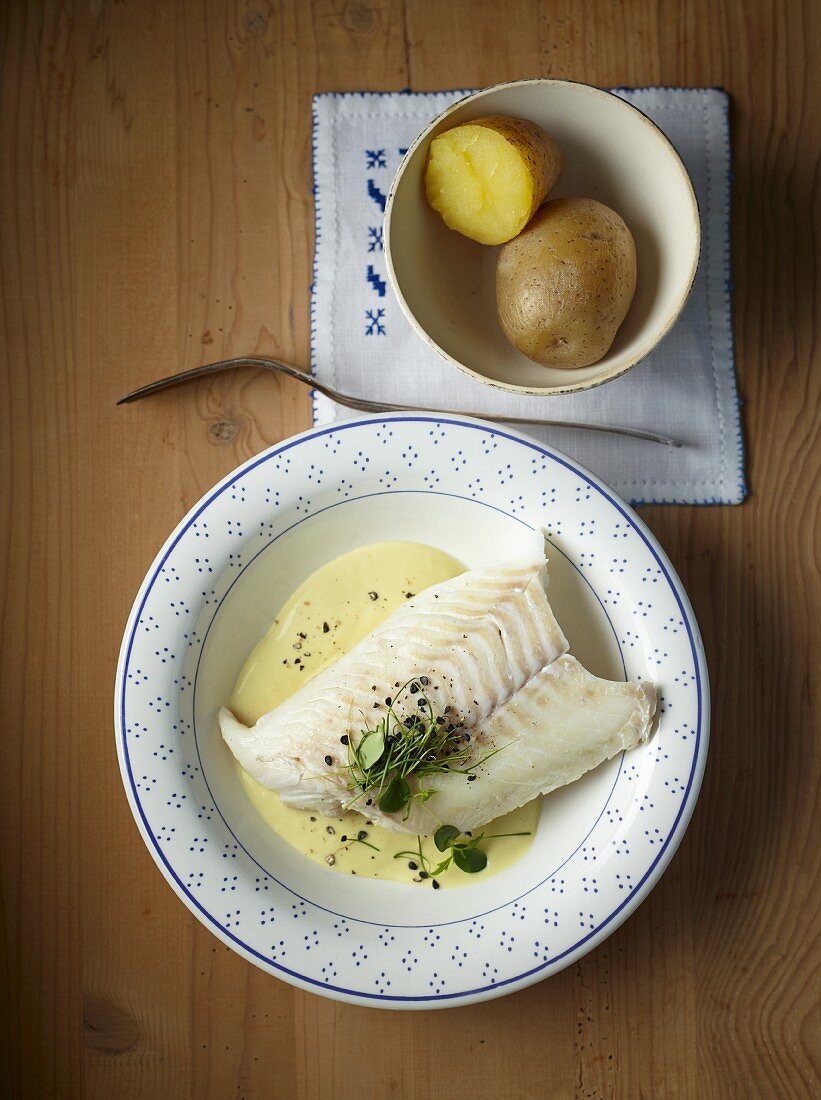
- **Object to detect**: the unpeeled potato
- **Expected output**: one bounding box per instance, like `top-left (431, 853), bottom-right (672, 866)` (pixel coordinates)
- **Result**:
top-left (424, 117), bottom-right (563, 245)
top-left (496, 198), bottom-right (637, 369)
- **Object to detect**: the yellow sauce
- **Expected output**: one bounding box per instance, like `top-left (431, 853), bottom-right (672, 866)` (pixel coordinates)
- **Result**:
top-left (231, 541), bottom-right (539, 886)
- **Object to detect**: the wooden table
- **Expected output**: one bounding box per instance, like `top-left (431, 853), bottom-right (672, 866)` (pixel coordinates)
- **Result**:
top-left (2, 1), bottom-right (818, 1096)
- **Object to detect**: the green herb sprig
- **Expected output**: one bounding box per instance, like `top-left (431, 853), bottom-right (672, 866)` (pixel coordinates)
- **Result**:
top-left (344, 678), bottom-right (501, 818)
top-left (394, 825), bottom-right (531, 881)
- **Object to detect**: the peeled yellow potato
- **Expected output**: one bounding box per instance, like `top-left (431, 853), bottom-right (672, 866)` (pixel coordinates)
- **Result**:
top-left (496, 198), bottom-right (637, 369)
top-left (424, 117), bottom-right (564, 245)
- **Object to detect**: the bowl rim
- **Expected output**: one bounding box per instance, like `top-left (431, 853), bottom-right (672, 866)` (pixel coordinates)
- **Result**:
top-left (384, 77), bottom-right (703, 397)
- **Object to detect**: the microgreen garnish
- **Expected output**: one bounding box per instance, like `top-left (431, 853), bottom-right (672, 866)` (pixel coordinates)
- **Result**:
top-left (354, 837), bottom-right (381, 853)
top-left (327, 830), bottom-right (382, 862)
top-left (357, 729), bottom-right (385, 770)
top-left (433, 825), bottom-right (460, 850)
top-left (452, 845), bottom-right (487, 873)
top-left (343, 678), bottom-right (502, 817)
top-left (379, 774), bottom-right (411, 813)
top-left (394, 826), bottom-right (531, 883)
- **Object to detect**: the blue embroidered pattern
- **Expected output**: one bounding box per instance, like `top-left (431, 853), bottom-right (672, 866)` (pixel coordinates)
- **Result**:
top-left (366, 179), bottom-right (386, 212)
top-left (365, 308), bottom-right (386, 335)
top-left (365, 147), bottom-right (389, 333)
top-left (366, 264), bottom-right (386, 297)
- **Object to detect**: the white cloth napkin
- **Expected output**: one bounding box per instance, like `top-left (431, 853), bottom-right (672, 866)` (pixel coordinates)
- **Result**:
top-left (310, 88), bottom-right (745, 505)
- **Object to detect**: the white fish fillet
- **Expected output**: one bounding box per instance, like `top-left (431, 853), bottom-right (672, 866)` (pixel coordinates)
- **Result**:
top-left (220, 532), bottom-right (655, 834)
top-left (396, 655), bottom-right (655, 834)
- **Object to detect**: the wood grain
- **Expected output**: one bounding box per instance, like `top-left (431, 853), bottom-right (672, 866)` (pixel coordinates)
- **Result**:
top-left (1, 0), bottom-right (818, 1096)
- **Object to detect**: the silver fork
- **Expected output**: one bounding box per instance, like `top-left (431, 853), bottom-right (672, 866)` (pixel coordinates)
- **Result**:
top-left (117, 356), bottom-right (681, 447)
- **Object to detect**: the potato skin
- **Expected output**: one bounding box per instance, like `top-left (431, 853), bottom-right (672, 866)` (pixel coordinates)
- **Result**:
top-left (496, 198), bottom-right (637, 369)
top-left (471, 116), bottom-right (564, 221)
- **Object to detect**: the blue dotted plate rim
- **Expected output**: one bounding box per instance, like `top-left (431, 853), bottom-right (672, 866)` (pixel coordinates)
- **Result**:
top-left (115, 414), bottom-right (710, 1007)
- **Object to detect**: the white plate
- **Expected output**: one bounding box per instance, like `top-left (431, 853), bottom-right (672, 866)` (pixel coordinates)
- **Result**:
top-left (116, 414), bottom-right (708, 1008)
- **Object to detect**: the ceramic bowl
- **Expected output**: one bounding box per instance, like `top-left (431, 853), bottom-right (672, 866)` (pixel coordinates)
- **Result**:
top-left (116, 413), bottom-right (709, 1008)
top-left (384, 79), bottom-right (701, 396)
